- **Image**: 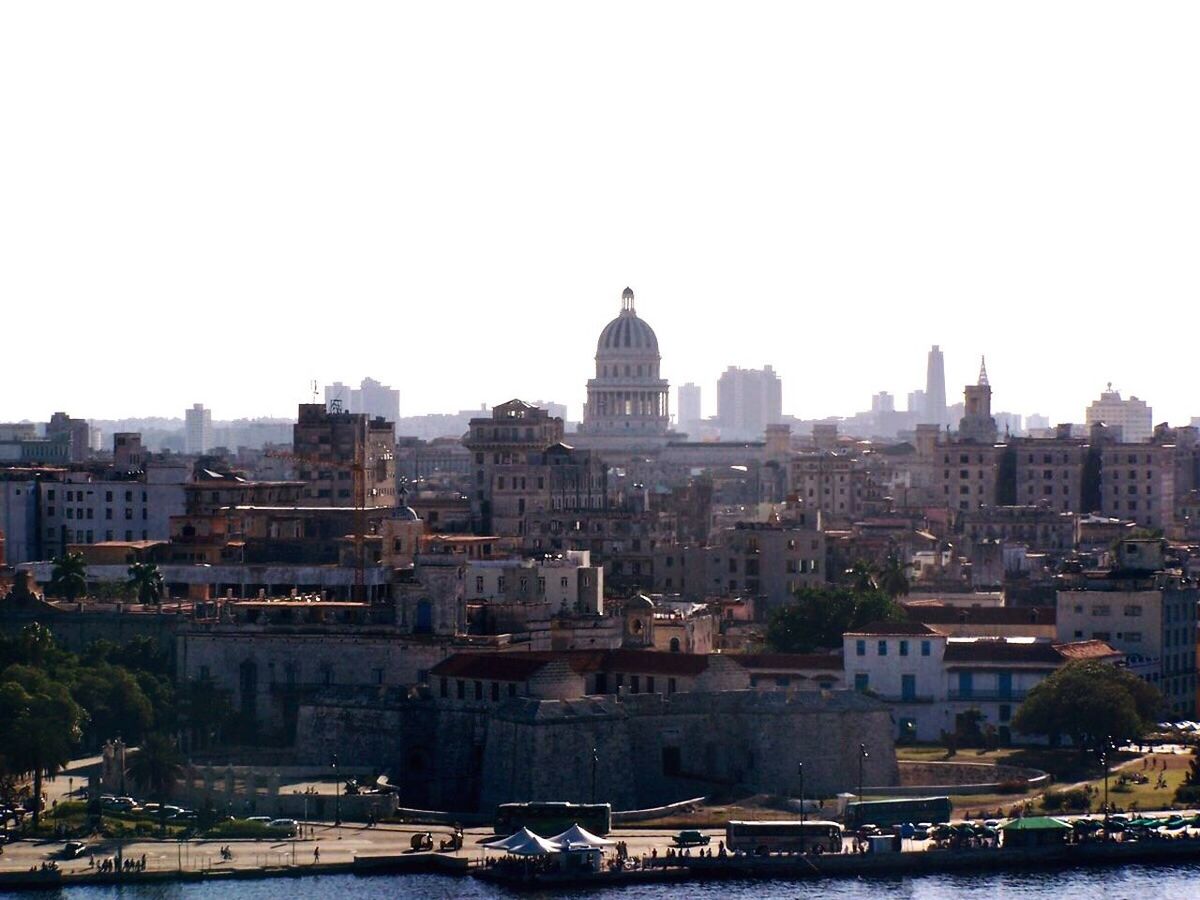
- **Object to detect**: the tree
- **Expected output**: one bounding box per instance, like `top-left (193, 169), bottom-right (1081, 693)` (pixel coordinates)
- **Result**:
top-left (125, 733), bottom-right (184, 836)
top-left (126, 562), bottom-right (165, 606)
top-left (876, 552), bottom-right (911, 600)
top-left (1012, 660), bottom-right (1161, 750)
top-left (48, 553), bottom-right (88, 601)
top-left (0, 666), bottom-right (84, 827)
top-left (766, 586), bottom-right (905, 653)
top-left (845, 560), bottom-right (877, 593)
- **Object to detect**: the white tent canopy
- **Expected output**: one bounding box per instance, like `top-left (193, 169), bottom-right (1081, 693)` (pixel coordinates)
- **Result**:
top-left (548, 823), bottom-right (615, 849)
top-left (483, 826), bottom-right (563, 856)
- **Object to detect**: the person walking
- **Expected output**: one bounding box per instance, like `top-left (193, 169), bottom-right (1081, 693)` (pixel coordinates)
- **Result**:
top-left (313, 846), bottom-right (320, 864)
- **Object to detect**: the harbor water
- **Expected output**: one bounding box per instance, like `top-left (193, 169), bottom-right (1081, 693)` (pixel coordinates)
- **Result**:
top-left (42, 864), bottom-right (1200, 899)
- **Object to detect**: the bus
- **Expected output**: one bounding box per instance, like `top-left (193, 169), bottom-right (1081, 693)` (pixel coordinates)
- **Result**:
top-left (844, 796), bottom-right (952, 829)
top-left (494, 802), bottom-right (612, 836)
top-left (725, 820), bottom-right (844, 855)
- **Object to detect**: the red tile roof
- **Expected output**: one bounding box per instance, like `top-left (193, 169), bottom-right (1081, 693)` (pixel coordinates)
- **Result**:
top-left (1053, 640), bottom-right (1123, 660)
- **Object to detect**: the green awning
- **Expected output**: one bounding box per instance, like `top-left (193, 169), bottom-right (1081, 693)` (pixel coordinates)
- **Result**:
top-left (1000, 816), bottom-right (1071, 832)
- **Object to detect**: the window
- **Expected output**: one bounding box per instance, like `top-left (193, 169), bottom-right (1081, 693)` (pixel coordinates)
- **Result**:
top-left (646, 676), bottom-right (655, 693)
top-left (899, 640), bottom-right (909, 657)
top-left (1093, 605), bottom-right (1111, 616)
top-left (456, 680), bottom-right (465, 699)
top-left (877, 640), bottom-right (888, 656)
top-left (999, 704), bottom-right (1012, 723)
top-left (1124, 605), bottom-right (1142, 617)
top-left (440, 677), bottom-right (448, 698)
top-left (856, 640), bottom-right (866, 657)
top-left (491, 682), bottom-right (500, 701)
top-left (921, 640), bottom-right (930, 657)
top-left (630, 675), bottom-right (640, 693)
top-left (474, 680), bottom-right (483, 700)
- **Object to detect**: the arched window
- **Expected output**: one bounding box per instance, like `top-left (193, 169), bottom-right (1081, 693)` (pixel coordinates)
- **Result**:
top-left (669, 637), bottom-right (681, 653)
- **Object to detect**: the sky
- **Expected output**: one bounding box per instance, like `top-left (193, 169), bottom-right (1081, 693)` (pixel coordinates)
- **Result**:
top-left (2, 2), bottom-right (1197, 426)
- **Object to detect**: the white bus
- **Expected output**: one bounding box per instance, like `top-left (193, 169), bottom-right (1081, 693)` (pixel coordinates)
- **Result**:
top-left (725, 820), bottom-right (843, 855)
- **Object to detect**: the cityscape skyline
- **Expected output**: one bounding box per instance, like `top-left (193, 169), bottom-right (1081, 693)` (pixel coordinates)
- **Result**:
top-left (0, 322), bottom-right (1183, 431)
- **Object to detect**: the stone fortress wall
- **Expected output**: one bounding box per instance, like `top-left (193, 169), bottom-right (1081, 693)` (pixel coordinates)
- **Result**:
top-left (296, 687), bottom-right (898, 814)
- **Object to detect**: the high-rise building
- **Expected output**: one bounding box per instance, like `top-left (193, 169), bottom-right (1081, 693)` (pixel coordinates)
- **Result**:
top-left (716, 365), bottom-right (782, 440)
top-left (677, 383), bottom-right (702, 432)
top-left (924, 345), bottom-right (947, 426)
top-left (184, 404), bottom-right (213, 455)
top-left (1086, 384), bottom-right (1152, 444)
top-left (47, 412), bottom-right (91, 462)
top-left (325, 378), bottom-right (401, 423)
top-left (293, 403), bottom-right (396, 508)
top-left (356, 377), bottom-right (401, 423)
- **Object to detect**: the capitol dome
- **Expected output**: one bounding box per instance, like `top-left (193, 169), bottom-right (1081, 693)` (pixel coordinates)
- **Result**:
top-left (580, 287), bottom-right (671, 438)
top-left (596, 288), bottom-right (659, 354)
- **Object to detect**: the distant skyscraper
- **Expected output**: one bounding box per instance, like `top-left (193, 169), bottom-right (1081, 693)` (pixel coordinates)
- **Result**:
top-left (1086, 383), bottom-right (1152, 443)
top-left (924, 345), bottom-right (947, 426)
top-left (677, 383), bottom-right (702, 432)
top-left (324, 378), bottom-right (400, 423)
top-left (184, 403), bottom-right (213, 455)
top-left (716, 366), bottom-right (782, 439)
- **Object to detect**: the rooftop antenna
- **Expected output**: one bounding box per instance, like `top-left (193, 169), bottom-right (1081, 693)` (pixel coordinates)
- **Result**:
top-left (311, 379), bottom-right (319, 402)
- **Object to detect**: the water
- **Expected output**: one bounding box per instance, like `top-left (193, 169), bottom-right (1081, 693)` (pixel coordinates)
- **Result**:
top-left (36, 865), bottom-right (1200, 900)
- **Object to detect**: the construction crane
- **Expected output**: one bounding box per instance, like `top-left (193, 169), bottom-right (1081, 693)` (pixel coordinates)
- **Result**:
top-left (266, 413), bottom-right (380, 602)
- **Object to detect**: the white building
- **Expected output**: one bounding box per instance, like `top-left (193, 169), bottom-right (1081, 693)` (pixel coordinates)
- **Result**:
top-left (184, 403), bottom-right (213, 455)
top-left (1086, 384), bottom-right (1152, 444)
top-left (843, 622), bottom-right (1122, 743)
top-left (466, 550), bottom-right (604, 614)
top-left (40, 464), bottom-right (190, 557)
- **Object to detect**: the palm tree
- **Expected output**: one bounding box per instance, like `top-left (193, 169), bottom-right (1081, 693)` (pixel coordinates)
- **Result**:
top-left (845, 559), bottom-right (877, 593)
top-left (125, 733), bottom-right (184, 836)
top-left (48, 553), bottom-right (88, 601)
top-left (126, 562), bottom-right (165, 606)
top-left (876, 551), bottom-right (911, 600)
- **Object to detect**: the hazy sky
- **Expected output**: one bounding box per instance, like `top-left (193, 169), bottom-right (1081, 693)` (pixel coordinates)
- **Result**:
top-left (2, 3), bottom-right (1197, 426)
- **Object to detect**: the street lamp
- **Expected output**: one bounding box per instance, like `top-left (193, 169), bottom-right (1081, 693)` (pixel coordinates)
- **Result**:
top-left (332, 754), bottom-right (341, 829)
top-left (591, 748), bottom-right (599, 804)
top-left (797, 762), bottom-right (805, 830)
top-left (858, 744), bottom-right (869, 804)
top-left (1101, 737), bottom-right (1113, 840)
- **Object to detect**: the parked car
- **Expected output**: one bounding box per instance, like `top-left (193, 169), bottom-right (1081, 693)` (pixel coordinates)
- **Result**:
top-left (672, 829), bottom-right (711, 847)
top-left (269, 819), bottom-right (298, 836)
top-left (61, 841), bottom-right (88, 859)
top-left (246, 816), bottom-right (274, 824)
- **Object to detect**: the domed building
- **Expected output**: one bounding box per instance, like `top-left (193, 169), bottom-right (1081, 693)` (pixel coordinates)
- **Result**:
top-left (581, 288), bottom-right (670, 437)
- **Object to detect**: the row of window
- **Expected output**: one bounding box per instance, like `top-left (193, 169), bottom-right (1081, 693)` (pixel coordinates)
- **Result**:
top-left (48, 507), bottom-right (145, 521)
top-left (47, 489), bottom-right (146, 503)
top-left (855, 639), bottom-right (932, 657)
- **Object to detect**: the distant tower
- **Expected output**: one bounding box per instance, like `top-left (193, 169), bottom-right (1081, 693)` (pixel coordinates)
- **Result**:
top-left (924, 345), bottom-right (947, 426)
top-left (958, 356), bottom-right (997, 443)
top-left (677, 383), bottom-right (702, 433)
